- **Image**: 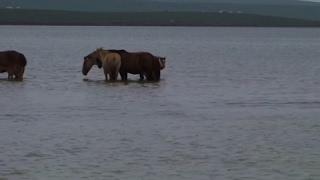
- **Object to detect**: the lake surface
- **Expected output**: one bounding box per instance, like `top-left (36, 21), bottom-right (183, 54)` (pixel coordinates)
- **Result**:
top-left (0, 26), bottom-right (320, 180)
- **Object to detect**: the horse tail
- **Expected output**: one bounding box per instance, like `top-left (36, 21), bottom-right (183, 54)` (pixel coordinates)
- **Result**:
top-left (18, 53), bottom-right (27, 67)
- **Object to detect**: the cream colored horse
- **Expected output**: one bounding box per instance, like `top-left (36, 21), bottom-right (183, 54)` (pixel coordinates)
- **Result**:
top-left (82, 48), bottom-right (121, 81)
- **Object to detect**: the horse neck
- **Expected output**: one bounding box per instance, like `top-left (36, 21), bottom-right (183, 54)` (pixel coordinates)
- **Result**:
top-left (97, 50), bottom-right (106, 59)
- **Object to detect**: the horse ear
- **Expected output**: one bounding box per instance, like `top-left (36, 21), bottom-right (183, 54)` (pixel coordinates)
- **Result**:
top-left (96, 58), bottom-right (102, 68)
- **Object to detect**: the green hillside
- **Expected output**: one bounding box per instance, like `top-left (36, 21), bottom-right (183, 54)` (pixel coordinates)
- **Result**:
top-left (1, 0), bottom-right (320, 21)
top-left (0, 9), bottom-right (320, 27)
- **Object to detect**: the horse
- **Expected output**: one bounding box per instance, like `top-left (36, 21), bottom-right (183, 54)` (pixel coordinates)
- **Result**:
top-left (82, 48), bottom-right (121, 81)
top-left (108, 49), bottom-right (163, 81)
top-left (0, 50), bottom-right (27, 81)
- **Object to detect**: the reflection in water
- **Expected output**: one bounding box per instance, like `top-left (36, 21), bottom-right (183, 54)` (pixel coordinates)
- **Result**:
top-left (1, 26), bottom-right (320, 180)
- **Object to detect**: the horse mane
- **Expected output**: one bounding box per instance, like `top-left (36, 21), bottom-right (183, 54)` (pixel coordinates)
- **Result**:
top-left (158, 56), bottom-right (165, 60)
top-left (96, 47), bottom-right (104, 52)
top-left (108, 49), bottom-right (128, 54)
top-left (97, 48), bottom-right (113, 61)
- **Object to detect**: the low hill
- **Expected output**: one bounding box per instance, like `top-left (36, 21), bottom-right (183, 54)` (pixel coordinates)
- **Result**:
top-left (1, 9), bottom-right (320, 27)
top-left (1, 0), bottom-right (320, 21)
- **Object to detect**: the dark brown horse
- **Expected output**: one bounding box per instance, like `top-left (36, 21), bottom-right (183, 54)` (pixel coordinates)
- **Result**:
top-left (0, 50), bottom-right (27, 80)
top-left (108, 49), bottom-right (164, 81)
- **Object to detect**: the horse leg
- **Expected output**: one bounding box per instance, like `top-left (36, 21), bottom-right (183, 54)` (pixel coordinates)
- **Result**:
top-left (119, 72), bottom-right (124, 80)
top-left (7, 70), bottom-right (14, 80)
top-left (14, 67), bottom-right (24, 81)
top-left (111, 66), bottom-right (119, 81)
top-left (145, 71), bottom-right (153, 81)
top-left (114, 63), bottom-right (121, 81)
top-left (103, 68), bottom-right (109, 81)
top-left (114, 70), bottom-right (119, 81)
top-left (8, 74), bottom-right (14, 80)
top-left (20, 67), bottom-right (25, 80)
top-left (110, 70), bottom-right (116, 81)
top-left (114, 67), bottom-right (120, 81)
top-left (153, 69), bottom-right (160, 81)
top-left (115, 73), bottom-right (118, 81)
top-left (139, 73), bottom-right (144, 81)
top-left (108, 66), bottom-right (117, 81)
top-left (120, 71), bottom-right (127, 81)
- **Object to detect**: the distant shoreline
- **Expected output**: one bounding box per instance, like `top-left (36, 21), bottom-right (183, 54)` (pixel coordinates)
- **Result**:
top-left (2, 24), bottom-right (320, 28)
top-left (1, 9), bottom-right (320, 27)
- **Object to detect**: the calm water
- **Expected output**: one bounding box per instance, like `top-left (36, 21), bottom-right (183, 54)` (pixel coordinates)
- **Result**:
top-left (0, 26), bottom-right (320, 180)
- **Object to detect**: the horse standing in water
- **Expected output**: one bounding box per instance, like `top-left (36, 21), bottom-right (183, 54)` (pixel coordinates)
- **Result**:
top-left (0, 50), bottom-right (27, 81)
top-left (82, 48), bottom-right (121, 81)
top-left (108, 49), bottom-right (165, 81)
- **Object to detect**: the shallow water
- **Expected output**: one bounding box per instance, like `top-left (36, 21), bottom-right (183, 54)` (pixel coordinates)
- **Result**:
top-left (0, 26), bottom-right (320, 180)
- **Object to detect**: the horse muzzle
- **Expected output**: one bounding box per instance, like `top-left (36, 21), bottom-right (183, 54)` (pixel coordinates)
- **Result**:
top-left (82, 70), bottom-right (88, 76)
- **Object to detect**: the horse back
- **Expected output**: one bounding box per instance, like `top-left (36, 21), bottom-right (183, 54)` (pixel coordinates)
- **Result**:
top-left (117, 52), bottom-right (142, 74)
top-left (137, 52), bottom-right (160, 68)
top-left (102, 52), bottom-right (121, 69)
top-left (108, 53), bottom-right (121, 65)
top-left (0, 50), bottom-right (27, 67)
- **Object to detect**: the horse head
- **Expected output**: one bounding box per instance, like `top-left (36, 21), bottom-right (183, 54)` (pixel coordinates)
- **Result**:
top-left (158, 56), bottom-right (166, 70)
top-left (82, 49), bottom-right (102, 75)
